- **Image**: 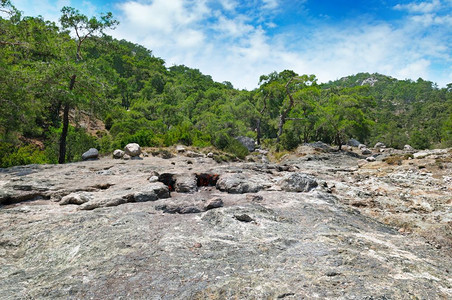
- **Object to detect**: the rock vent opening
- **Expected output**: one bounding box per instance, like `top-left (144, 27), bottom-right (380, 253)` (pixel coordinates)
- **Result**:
top-left (196, 173), bottom-right (219, 187)
top-left (158, 173), bottom-right (176, 192)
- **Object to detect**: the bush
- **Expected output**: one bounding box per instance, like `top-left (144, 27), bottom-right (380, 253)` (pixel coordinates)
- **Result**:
top-left (409, 131), bottom-right (430, 150)
top-left (119, 130), bottom-right (159, 148)
top-left (280, 130), bottom-right (300, 150)
top-left (0, 143), bottom-right (47, 168)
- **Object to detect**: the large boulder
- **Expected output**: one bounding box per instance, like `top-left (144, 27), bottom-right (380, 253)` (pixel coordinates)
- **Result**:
top-left (124, 143), bottom-right (141, 157)
top-left (347, 139), bottom-right (361, 147)
top-left (216, 173), bottom-right (267, 194)
top-left (235, 136), bottom-right (255, 152)
top-left (82, 148), bottom-right (99, 161)
top-left (175, 175), bottom-right (198, 193)
top-left (279, 173), bottom-right (318, 192)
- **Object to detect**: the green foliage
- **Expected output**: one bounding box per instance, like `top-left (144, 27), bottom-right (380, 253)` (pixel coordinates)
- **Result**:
top-left (0, 143), bottom-right (47, 168)
top-left (118, 129), bottom-right (159, 148)
top-left (1, 7), bottom-right (451, 168)
top-left (45, 126), bottom-right (97, 162)
top-left (409, 131), bottom-right (431, 150)
top-left (213, 132), bottom-right (249, 159)
top-left (280, 130), bottom-right (300, 150)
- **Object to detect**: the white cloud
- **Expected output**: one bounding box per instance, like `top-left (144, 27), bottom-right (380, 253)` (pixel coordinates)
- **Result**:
top-left (218, 0), bottom-right (238, 11)
top-left (8, 0), bottom-right (452, 88)
top-left (262, 0), bottom-right (279, 10)
top-left (213, 14), bottom-right (254, 38)
top-left (394, 0), bottom-right (441, 14)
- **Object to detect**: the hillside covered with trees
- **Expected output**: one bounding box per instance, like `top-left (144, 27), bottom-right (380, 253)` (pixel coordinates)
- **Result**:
top-left (1, 2), bottom-right (451, 167)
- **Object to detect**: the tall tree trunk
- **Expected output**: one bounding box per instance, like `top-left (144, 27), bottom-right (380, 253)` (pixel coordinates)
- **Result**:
top-left (276, 78), bottom-right (295, 143)
top-left (256, 118), bottom-right (261, 145)
top-left (256, 94), bottom-right (267, 146)
top-left (58, 74), bottom-right (77, 164)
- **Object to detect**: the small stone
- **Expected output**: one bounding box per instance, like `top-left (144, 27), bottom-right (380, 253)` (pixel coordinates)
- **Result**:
top-left (148, 176), bottom-right (159, 183)
top-left (123, 154), bottom-right (131, 160)
top-left (366, 156), bottom-right (376, 162)
top-left (358, 144), bottom-right (367, 150)
top-left (113, 149), bottom-right (124, 159)
top-left (404, 144), bottom-right (414, 151)
top-left (361, 148), bottom-right (372, 155)
top-left (234, 214), bottom-right (254, 222)
top-left (207, 152), bottom-right (214, 158)
top-left (82, 148), bottom-right (99, 161)
top-left (204, 197), bottom-right (223, 210)
top-left (176, 145), bottom-right (186, 153)
top-left (374, 142), bottom-right (386, 148)
top-left (193, 243), bottom-right (202, 248)
top-left (60, 192), bottom-right (93, 205)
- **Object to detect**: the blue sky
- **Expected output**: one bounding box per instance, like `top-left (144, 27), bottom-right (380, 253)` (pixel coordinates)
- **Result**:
top-left (8, 0), bottom-right (452, 89)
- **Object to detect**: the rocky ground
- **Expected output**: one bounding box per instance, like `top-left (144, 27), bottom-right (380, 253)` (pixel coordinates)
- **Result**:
top-left (0, 145), bottom-right (451, 299)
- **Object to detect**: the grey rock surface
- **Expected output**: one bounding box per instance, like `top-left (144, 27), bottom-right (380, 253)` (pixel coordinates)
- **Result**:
top-left (279, 172), bottom-right (318, 192)
top-left (175, 174), bottom-right (197, 193)
top-left (216, 172), bottom-right (270, 194)
top-left (0, 147), bottom-right (451, 299)
top-left (347, 138), bottom-right (361, 147)
top-left (235, 136), bottom-right (255, 152)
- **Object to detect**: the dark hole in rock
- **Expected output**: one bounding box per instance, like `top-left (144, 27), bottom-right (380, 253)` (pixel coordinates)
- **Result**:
top-left (158, 173), bottom-right (176, 192)
top-left (196, 173), bottom-right (219, 187)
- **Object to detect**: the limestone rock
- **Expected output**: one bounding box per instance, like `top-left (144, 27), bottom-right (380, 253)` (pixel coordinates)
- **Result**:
top-left (235, 136), bottom-right (255, 152)
top-left (358, 144), bottom-right (367, 150)
top-left (361, 148), bottom-right (372, 155)
top-left (176, 145), bottom-right (186, 153)
top-left (216, 173), bottom-right (267, 194)
top-left (185, 151), bottom-right (204, 158)
top-left (124, 143), bottom-right (141, 157)
top-left (279, 173), bottom-right (318, 192)
top-left (366, 156), bottom-right (376, 162)
top-left (113, 149), bottom-right (125, 159)
top-left (204, 197), bottom-right (223, 210)
top-left (60, 192), bottom-right (94, 205)
top-left (175, 175), bottom-right (197, 193)
top-left (374, 142), bottom-right (386, 148)
top-left (404, 144), bottom-right (414, 151)
top-left (347, 139), bottom-right (361, 147)
top-left (82, 148), bottom-right (99, 161)
top-left (123, 154), bottom-right (131, 160)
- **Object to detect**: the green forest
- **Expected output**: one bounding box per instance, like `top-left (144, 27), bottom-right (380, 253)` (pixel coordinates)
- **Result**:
top-left (1, 2), bottom-right (451, 167)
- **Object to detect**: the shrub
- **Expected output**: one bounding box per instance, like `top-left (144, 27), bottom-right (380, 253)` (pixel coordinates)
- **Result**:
top-left (0, 144), bottom-right (47, 167)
